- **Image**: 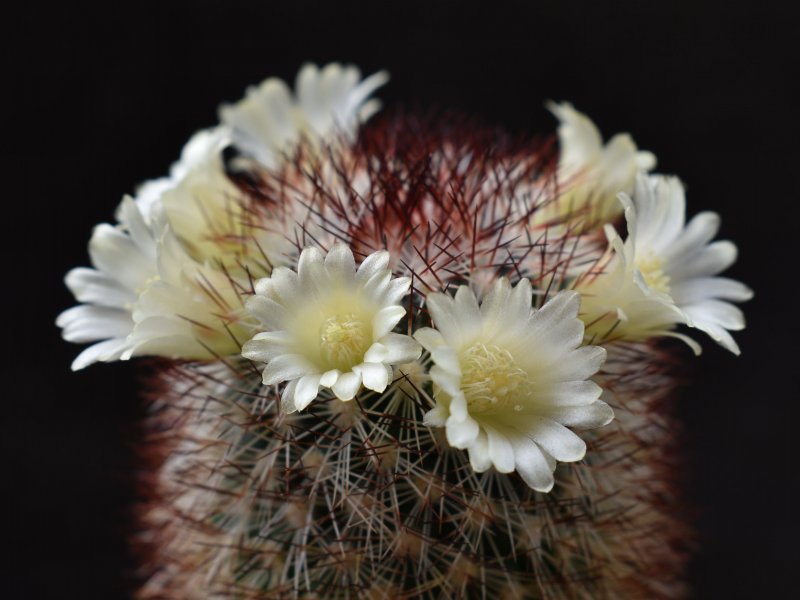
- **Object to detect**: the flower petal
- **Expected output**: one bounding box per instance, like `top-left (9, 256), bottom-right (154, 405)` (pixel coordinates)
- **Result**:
top-left (363, 342), bottom-right (388, 363)
top-left (430, 368), bottom-right (463, 401)
top-left (445, 414), bottom-right (480, 449)
top-left (332, 371), bottom-right (362, 401)
top-left (357, 362), bottom-right (392, 392)
top-left (297, 247), bottom-right (325, 282)
top-left (430, 346), bottom-right (461, 376)
top-left (319, 369), bottom-right (341, 387)
top-left (413, 327), bottom-right (447, 353)
top-left (663, 211), bottom-right (720, 263)
top-left (377, 333), bottom-right (422, 363)
top-left (529, 290), bottom-right (580, 340)
top-left (505, 278), bottom-right (533, 327)
top-left (467, 430), bottom-right (492, 473)
top-left (685, 299), bottom-right (746, 331)
top-left (506, 431), bottom-right (555, 493)
top-left (355, 249), bottom-right (390, 283)
top-left (670, 277), bottom-right (753, 305)
top-left (324, 242), bottom-right (356, 283)
top-left (88, 224), bottom-right (156, 294)
top-left (484, 425), bottom-right (515, 474)
top-left (245, 295), bottom-right (289, 330)
top-left (480, 277), bottom-right (512, 325)
top-left (453, 285), bottom-right (481, 324)
top-left (264, 266), bottom-right (302, 305)
top-left (423, 403), bottom-right (449, 427)
top-left (294, 374), bottom-right (322, 412)
top-left (280, 379), bottom-right (300, 413)
top-left (70, 338), bottom-right (131, 371)
top-left (64, 267), bottom-right (137, 308)
top-left (381, 276), bottom-right (411, 306)
top-left (425, 292), bottom-right (462, 345)
top-left (260, 354), bottom-right (315, 385)
top-left (547, 346), bottom-right (606, 382)
top-left (240, 331), bottom-right (291, 362)
top-left (525, 417), bottom-right (587, 462)
top-left (57, 305), bottom-right (133, 343)
top-left (531, 380), bottom-right (604, 407)
top-left (543, 401), bottom-right (614, 429)
top-left (671, 240), bottom-right (738, 280)
top-left (372, 305), bottom-right (405, 339)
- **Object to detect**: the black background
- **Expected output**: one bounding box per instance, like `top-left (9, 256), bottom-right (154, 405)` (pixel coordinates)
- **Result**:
top-left (3, 1), bottom-right (798, 598)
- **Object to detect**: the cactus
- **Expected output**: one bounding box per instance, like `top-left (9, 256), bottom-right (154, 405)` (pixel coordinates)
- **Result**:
top-left (59, 64), bottom-right (749, 599)
top-left (133, 118), bottom-right (688, 598)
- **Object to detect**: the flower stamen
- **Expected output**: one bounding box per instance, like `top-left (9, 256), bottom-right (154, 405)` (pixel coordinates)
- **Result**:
top-left (637, 252), bottom-right (671, 293)
top-left (460, 343), bottom-right (530, 414)
top-left (319, 313), bottom-right (370, 370)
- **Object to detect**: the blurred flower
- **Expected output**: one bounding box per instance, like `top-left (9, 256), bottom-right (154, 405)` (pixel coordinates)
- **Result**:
top-left (534, 102), bottom-right (655, 230)
top-left (57, 198), bottom-right (159, 369)
top-left (221, 62), bottom-right (388, 169)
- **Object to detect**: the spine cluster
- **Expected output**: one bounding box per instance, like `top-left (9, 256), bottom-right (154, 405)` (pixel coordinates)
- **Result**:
top-left (136, 346), bottom-right (689, 598)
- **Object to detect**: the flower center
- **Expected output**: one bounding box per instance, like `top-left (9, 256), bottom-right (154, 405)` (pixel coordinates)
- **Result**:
top-left (637, 252), bottom-right (671, 294)
top-left (319, 313), bottom-right (370, 370)
top-left (460, 343), bottom-right (530, 414)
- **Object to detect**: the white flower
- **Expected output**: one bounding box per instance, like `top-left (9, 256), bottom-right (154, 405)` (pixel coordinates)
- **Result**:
top-left (535, 102), bottom-right (655, 229)
top-left (220, 62), bottom-right (389, 169)
top-left (577, 174), bottom-right (752, 354)
top-left (57, 197), bottom-right (159, 370)
top-left (414, 280), bottom-right (612, 492)
top-left (241, 243), bottom-right (421, 412)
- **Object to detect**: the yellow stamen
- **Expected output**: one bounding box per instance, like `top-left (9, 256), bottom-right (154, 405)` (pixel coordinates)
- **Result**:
top-left (637, 252), bottom-right (671, 294)
top-left (319, 313), bottom-right (369, 370)
top-left (460, 343), bottom-right (531, 414)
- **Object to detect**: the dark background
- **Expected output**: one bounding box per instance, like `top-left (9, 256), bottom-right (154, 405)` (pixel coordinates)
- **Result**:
top-left (3, 1), bottom-right (797, 597)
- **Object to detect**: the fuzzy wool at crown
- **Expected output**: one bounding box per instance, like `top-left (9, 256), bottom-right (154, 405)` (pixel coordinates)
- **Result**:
top-left (58, 63), bottom-right (750, 598)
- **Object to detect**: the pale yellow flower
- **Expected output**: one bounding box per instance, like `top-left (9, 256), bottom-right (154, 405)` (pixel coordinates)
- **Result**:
top-left (415, 280), bottom-right (611, 492)
top-left (242, 244), bottom-right (421, 412)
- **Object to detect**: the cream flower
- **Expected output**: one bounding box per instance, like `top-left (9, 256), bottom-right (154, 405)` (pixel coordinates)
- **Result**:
top-left (57, 126), bottom-right (232, 370)
top-left (58, 138), bottom-right (252, 368)
top-left (577, 174), bottom-right (752, 354)
top-left (123, 225), bottom-right (254, 361)
top-left (414, 280), bottom-right (612, 492)
top-left (534, 102), bottom-right (655, 229)
top-left (125, 127), bottom-right (231, 224)
top-left (155, 114), bottom-right (320, 269)
top-left (242, 244), bottom-right (421, 412)
top-left (220, 62), bottom-right (388, 169)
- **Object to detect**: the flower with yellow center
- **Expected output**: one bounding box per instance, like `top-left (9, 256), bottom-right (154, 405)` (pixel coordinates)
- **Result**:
top-left (577, 174), bottom-right (752, 354)
top-left (414, 280), bottom-right (612, 492)
top-left (242, 243), bottom-right (422, 412)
